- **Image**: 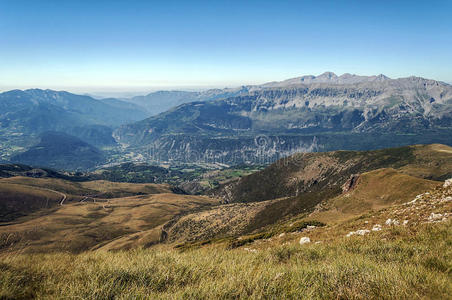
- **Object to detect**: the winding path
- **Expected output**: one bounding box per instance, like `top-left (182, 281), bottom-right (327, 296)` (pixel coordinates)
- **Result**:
top-left (39, 188), bottom-right (67, 205)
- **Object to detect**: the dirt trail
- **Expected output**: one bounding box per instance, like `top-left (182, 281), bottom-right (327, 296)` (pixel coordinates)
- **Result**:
top-left (39, 188), bottom-right (67, 205)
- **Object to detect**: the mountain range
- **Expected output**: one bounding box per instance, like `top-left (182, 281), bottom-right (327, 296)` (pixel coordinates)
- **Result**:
top-left (114, 72), bottom-right (452, 165)
top-left (0, 89), bottom-right (147, 163)
top-left (1, 72), bottom-right (452, 170)
top-left (125, 87), bottom-right (251, 116)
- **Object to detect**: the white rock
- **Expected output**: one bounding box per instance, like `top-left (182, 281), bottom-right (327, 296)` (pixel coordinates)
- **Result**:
top-left (299, 237), bottom-right (311, 245)
top-left (372, 224), bottom-right (382, 231)
top-left (307, 225), bottom-right (316, 230)
top-left (347, 229), bottom-right (370, 237)
top-left (385, 218), bottom-right (399, 226)
top-left (409, 193), bottom-right (427, 204)
top-left (356, 229), bottom-right (370, 235)
top-left (442, 196), bottom-right (452, 202)
top-left (428, 213), bottom-right (443, 221)
top-left (443, 178), bottom-right (452, 188)
top-left (403, 220), bottom-right (409, 225)
top-left (278, 233), bottom-right (286, 238)
top-left (244, 248), bottom-right (257, 253)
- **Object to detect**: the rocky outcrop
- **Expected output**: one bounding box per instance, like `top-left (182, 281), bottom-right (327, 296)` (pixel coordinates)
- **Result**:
top-left (342, 174), bottom-right (360, 193)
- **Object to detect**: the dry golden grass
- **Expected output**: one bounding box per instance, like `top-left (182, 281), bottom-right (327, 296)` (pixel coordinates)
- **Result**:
top-left (0, 158), bottom-right (451, 298)
top-left (0, 176), bottom-right (218, 253)
top-left (398, 143), bottom-right (452, 179)
top-left (0, 177), bottom-right (172, 198)
top-left (166, 199), bottom-right (277, 243)
top-left (0, 193), bottom-right (217, 253)
top-left (0, 176), bottom-right (94, 195)
top-left (0, 183), bottom-right (63, 222)
top-left (0, 219), bottom-right (450, 299)
top-left (311, 168), bottom-right (441, 224)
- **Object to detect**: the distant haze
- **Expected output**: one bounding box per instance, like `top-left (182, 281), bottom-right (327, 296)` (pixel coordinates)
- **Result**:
top-left (1, 1), bottom-right (451, 90)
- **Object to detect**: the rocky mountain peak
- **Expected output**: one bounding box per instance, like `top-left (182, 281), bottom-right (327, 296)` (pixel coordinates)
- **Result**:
top-left (317, 71), bottom-right (338, 80)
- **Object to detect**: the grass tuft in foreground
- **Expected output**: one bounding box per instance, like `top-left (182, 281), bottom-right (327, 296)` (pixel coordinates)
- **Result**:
top-left (1, 220), bottom-right (451, 299)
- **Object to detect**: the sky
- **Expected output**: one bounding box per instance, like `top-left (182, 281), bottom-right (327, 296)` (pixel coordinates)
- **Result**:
top-left (0, 0), bottom-right (451, 94)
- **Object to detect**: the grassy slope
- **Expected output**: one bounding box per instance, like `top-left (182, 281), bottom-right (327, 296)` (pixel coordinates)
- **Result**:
top-left (0, 177), bottom-right (176, 222)
top-left (0, 183), bottom-right (63, 222)
top-left (0, 177), bottom-right (172, 197)
top-left (1, 221), bottom-right (450, 299)
top-left (0, 193), bottom-right (217, 253)
top-left (0, 146), bottom-right (451, 298)
top-left (0, 177), bottom-right (217, 253)
top-left (1, 180), bottom-right (444, 299)
top-left (215, 144), bottom-right (452, 202)
top-left (1, 145), bottom-right (449, 252)
top-left (146, 167), bottom-right (441, 251)
top-left (211, 144), bottom-right (452, 226)
top-left (311, 168), bottom-right (441, 224)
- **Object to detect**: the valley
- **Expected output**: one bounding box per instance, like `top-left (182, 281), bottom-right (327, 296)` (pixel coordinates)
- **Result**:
top-left (0, 143), bottom-right (451, 299)
top-left (1, 76), bottom-right (452, 298)
top-left (1, 74), bottom-right (452, 299)
top-left (1, 73), bottom-right (452, 170)
top-left (3, 1), bottom-right (452, 298)
top-left (1, 144), bottom-right (451, 255)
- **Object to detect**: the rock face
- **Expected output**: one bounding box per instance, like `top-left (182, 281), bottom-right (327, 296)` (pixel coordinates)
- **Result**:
top-left (115, 73), bottom-right (452, 165)
top-left (126, 88), bottom-right (251, 116)
top-left (342, 174), bottom-right (360, 193)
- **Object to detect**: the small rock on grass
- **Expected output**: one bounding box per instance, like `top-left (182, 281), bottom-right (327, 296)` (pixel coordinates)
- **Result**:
top-left (299, 237), bottom-right (311, 245)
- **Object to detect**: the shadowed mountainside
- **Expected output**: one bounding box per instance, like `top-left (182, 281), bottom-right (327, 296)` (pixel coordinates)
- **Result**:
top-left (11, 132), bottom-right (105, 170)
top-left (213, 144), bottom-right (452, 205)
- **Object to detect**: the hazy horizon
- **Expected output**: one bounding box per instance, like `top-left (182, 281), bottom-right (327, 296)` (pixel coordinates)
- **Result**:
top-left (1, 0), bottom-right (452, 92)
top-left (1, 71), bottom-right (452, 98)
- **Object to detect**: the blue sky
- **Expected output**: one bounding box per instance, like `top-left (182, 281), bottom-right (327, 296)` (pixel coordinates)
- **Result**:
top-left (0, 0), bottom-right (451, 93)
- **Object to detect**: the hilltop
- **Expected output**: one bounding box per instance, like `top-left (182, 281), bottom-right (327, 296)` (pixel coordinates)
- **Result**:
top-left (12, 132), bottom-right (105, 170)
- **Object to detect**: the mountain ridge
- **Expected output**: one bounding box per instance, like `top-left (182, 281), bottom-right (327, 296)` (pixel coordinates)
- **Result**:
top-left (0, 88), bottom-right (148, 162)
top-left (2, 73), bottom-right (452, 169)
top-left (114, 73), bottom-right (452, 165)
